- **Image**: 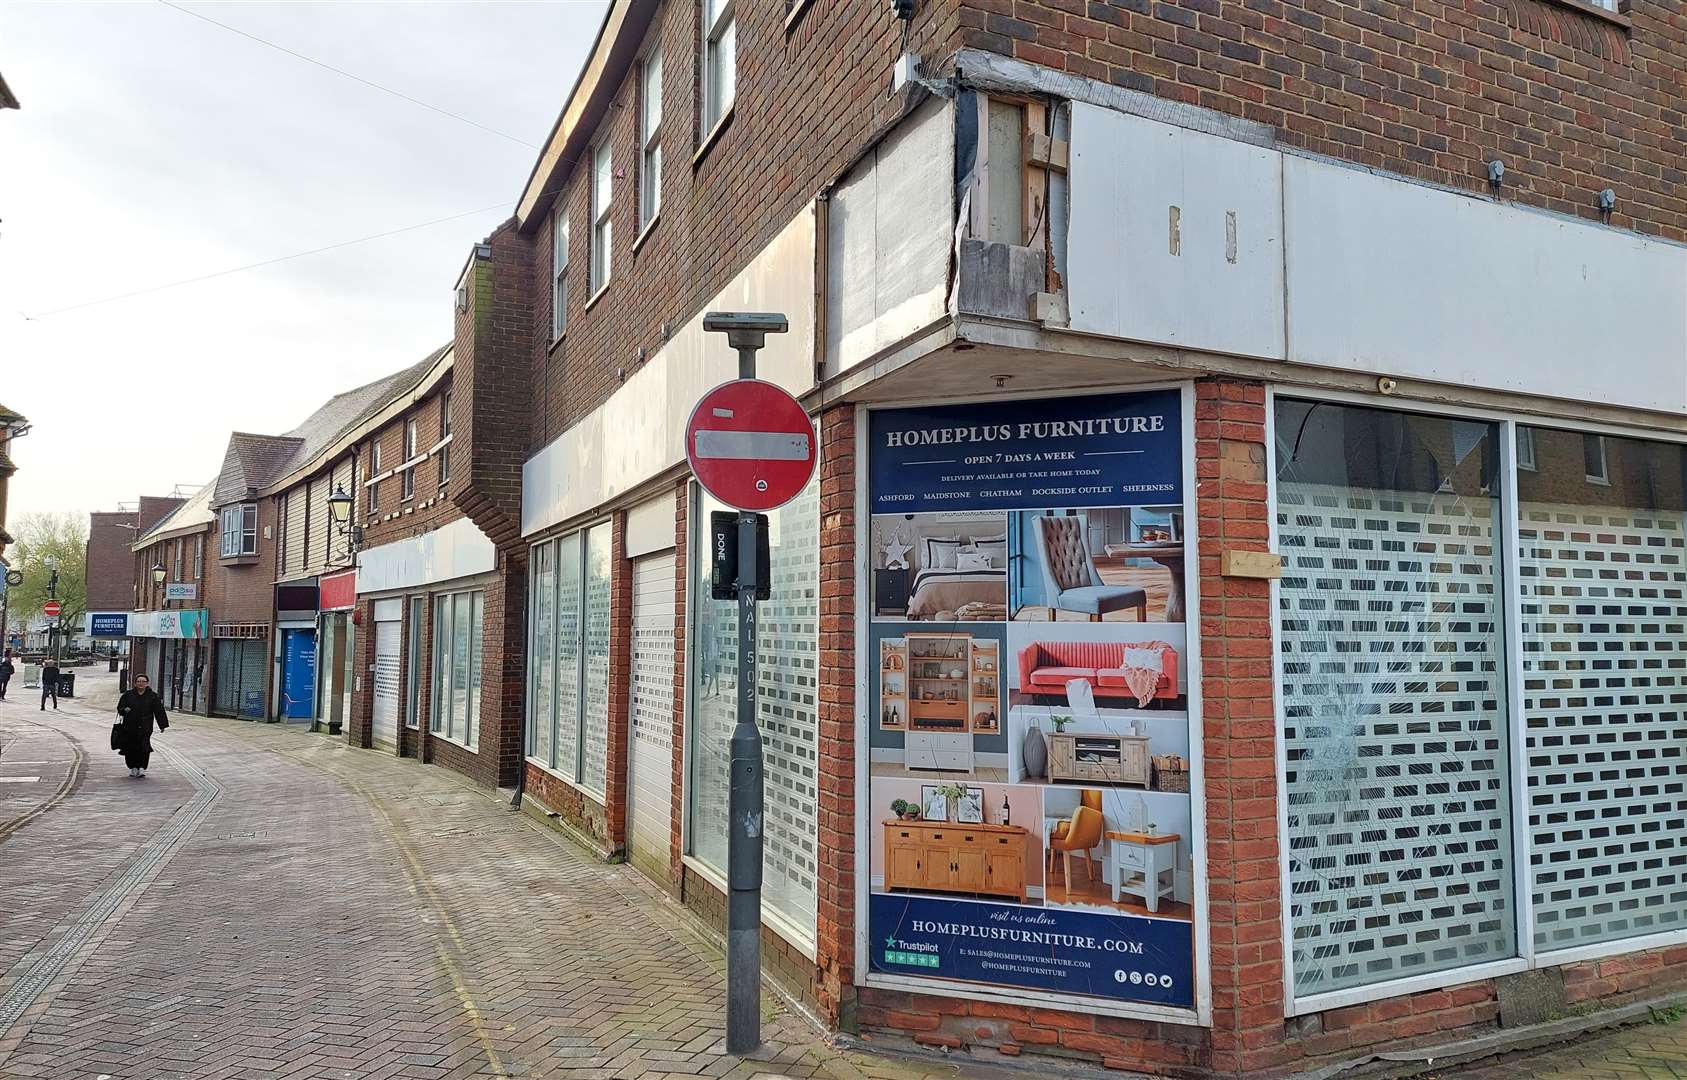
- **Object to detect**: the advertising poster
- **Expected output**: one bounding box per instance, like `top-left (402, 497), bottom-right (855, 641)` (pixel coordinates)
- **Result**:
top-left (864, 388), bottom-right (1199, 1011)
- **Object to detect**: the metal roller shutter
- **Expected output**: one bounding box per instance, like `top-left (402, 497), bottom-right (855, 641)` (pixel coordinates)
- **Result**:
top-left (372, 619), bottom-right (401, 749)
top-left (627, 552), bottom-right (676, 884)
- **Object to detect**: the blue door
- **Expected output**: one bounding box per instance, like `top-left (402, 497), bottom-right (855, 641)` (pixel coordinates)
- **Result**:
top-left (281, 628), bottom-right (317, 720)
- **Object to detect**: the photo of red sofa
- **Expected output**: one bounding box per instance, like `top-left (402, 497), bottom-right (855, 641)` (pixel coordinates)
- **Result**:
top-left (1016, 640), bottom-right (1179, 705)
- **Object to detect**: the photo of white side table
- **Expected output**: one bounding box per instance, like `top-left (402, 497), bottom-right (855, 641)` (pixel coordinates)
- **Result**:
top-left (1107, 831), bottom-right (1179, 912)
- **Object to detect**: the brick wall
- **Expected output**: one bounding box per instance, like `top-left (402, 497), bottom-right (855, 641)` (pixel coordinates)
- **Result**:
top-left (86, 510), bottom-right (139, 611)
top-left (815, 405), bottom-right (857, 1024)
top-left (359, 376), bottom-right (460, 551)
top-left (513, 0), bottom-right (962, 451)
top-left (962, 0), bottom-right (1687, 241)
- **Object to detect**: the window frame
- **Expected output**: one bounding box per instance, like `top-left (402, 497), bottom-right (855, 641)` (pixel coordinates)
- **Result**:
top-left (638, 51), bottom-right (663, 231)
top-left (525, 521), bottom-right (612, 798)
top-left (1268, 385), bottom-right (1687, 1019)
top-left (438, 390), bottom-right (452, 485)
top-left (402, 419), bottom-right (418, 500)
top-left (1582, 433), bottom-right (1610, 485)
top-left (193, 534), bottom-right (204, 579)
top-left (368, 441), bottom-right (382, 514)
top-left (701, 0), bottom-right (736, 138)
top-left (1516, 425), bottom-right (1537, 471)
top-left (589, 140), bottom-right (612, 297)
top-left (551, 206), bottom-right (569, 340)
top-left (219, 503), bottom-right (257, 558)
top-left (430, 587), bottom-right (484, 749)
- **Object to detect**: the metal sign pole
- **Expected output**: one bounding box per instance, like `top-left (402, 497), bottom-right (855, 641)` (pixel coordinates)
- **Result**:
top-left (725, 337), bottom-right (764, 1056)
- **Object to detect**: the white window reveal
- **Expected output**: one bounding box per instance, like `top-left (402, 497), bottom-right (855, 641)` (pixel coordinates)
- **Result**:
top-left (1583, 433), bottom-right (1610, 485)
top-left (702, 0), bottom-right (735, 137)
top-left (639, 52), bottom-right (663, 229)
top-left (590, 141), bottom-right (612, 296)
top-left (437, 390), bottom-right (452, 486)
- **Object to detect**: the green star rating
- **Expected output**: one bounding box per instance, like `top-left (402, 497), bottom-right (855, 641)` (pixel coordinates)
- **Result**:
top-left (884, 949), bottom-right (939, 968)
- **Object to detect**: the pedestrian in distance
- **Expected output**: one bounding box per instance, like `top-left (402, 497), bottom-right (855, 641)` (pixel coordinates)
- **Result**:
top-left (114, 674), bottom-right (168, 778)
top-left (40, 655), bottom-right (60, 710)
top-left (0, 649), bottom-right (13, 700)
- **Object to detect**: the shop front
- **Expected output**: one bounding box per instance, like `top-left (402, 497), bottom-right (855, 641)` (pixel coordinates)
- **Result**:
top-left (854, 386), bottom-right (1209, 1023)
top-left (212, 623), bottom-right (269, 719)
top-left (127, 609), bottom-right (210, 714)
top-left (315, 569), bottom-right (356, 736)
top-left (274, 579), bottom-right (319, 723)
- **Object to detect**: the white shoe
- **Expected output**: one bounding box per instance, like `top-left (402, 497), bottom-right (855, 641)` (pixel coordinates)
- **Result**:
top-left (127, 768), bottom-right (137, 777)
top-left (138, 770), bottom-right (146, 778)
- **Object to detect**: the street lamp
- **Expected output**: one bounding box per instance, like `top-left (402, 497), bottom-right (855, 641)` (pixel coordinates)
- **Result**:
top-left (150, 563), bottom-right (167, 587)
top-left (328, 484), bottom-right (353, 526)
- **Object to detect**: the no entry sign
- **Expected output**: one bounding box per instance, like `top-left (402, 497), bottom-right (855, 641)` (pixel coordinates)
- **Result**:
top-left (685, 379), bottom-right (816, 512)
top-left (42, 600), bottom-right (62, 618)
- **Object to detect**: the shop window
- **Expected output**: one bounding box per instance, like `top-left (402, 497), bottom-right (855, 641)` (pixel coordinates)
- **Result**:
top-left (1518, 427), bottom-right (1687, 952)
top-left (1275, 398), bottom-right (1516, 998)
top-left (529, 540), bottom-right (556, 767)
top-left (686, 477), bottom-right (819, 943)
top-left (581, 524), bottom-right (612, 794)
top-left (525, 525), bottom-right (607, 793)
top-left (431, 589), bottom-right (483, 748)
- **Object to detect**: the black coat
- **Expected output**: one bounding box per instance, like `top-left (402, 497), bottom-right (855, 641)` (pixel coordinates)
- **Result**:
top-left (116, 688), bottom-right (168, 754)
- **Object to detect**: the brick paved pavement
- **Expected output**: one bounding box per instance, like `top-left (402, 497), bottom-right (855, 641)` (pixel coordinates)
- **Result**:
top-left (0, 693), bottom-right (978, 1080)
top-left (1445, 1015), bottom-right (1687, 1080)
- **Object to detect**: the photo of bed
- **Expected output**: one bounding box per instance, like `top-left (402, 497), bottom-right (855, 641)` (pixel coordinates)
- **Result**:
top-left (1008, 506), bottom-right (1186, 623)
top-left (872, 512), bottom-right (1007, 621)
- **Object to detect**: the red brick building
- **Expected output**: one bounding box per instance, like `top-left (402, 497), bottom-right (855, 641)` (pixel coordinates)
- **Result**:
top-left (462, 0), bottom-right (1687, 1075)
top-left (335, 344), bottom-right (528, 791)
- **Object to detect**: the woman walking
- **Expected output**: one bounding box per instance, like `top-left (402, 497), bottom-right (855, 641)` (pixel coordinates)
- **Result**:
top-left (115, 674), bottom-right (168, 777)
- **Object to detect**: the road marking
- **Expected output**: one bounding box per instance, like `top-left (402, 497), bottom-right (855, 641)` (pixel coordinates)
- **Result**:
top-left (0, 777), bottom-right (41, 784)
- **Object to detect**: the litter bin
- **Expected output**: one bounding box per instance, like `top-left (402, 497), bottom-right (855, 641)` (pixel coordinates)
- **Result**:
top-left (58, 671), bottom-right (75, 698)
top-left (108, 655), bottom-right (119, 672)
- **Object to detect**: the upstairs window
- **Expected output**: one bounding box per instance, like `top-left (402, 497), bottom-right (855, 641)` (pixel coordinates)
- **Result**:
top-left (369, 440), bottom-right (382, 514)
top-left (193, 535), bottom-right (203, 578)
top-left (219, 503), bottom-right (257, 558)
top-left (590, 141), bottom-right (612, 295)
top-left (402, 419), bottom-right (418, 500)
top-left (702, 0), bottom-right (735, 135)
top-left (552, 206), bottom-right (569, 339)
top-left (438, 390), bottom-right (452, 486)
top-left (639, 52), bottom-right (663, 229)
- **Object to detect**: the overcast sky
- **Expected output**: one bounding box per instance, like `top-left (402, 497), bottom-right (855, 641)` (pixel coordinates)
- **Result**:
top-left (1, 0), bottom-right (603, 525)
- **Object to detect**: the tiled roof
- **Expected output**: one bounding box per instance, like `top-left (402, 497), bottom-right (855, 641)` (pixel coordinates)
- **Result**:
top-left (270, 347), bottom-right (446, 481)
top-left (0, 402), bottom-right (24, 425)
top-left (0, 446), bottom-right (13, 475)
top-left (212, 432), bottom-right (304, 507)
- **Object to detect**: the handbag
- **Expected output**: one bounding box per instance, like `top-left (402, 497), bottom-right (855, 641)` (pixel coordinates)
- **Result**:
top-left (110, 723), bottom-right (124, 752)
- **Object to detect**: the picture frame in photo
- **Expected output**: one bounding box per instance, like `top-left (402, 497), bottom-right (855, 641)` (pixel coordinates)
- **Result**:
top-left (955, 786), bottom-right (985, 824)
top-left (921, 786), bottom-right (949, 822)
